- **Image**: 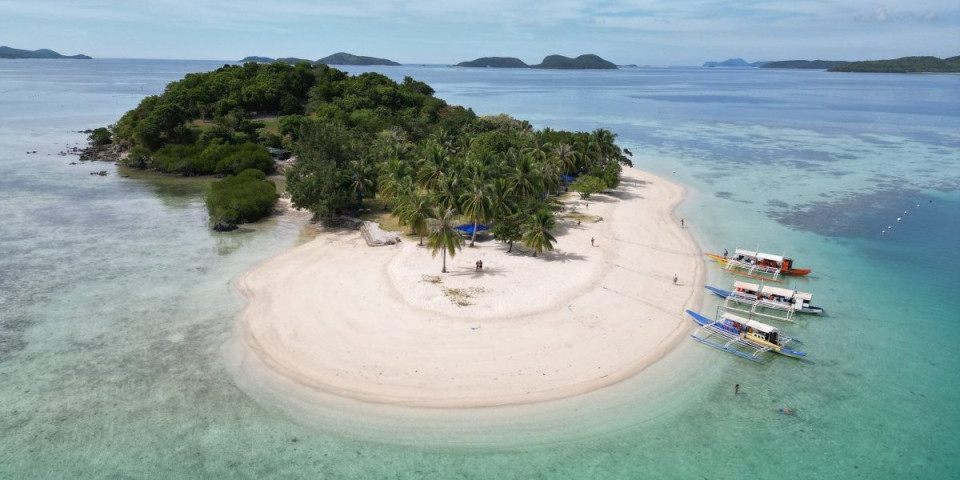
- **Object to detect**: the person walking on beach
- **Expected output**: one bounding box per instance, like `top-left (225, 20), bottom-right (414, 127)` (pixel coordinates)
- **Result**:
top-left (681, 218), bottom-right (684, 228)
top-left (673, 274), bottom-right (678, 285)
top-left (475, 260), bottom-right (481, 272)
top-left (591, 237), bottom-right (595, 247)
top-left (478, 260), bottom-right (483, 271)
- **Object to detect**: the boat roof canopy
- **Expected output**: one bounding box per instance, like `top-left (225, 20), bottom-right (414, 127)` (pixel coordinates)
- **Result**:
top-left (721, 313), bottom-right (777, 333)
top-left (734, 281), bottom-right (760, 291)
top-left (757, 252), bottom-right (784, 263)
top-left (762, 286), bottom-right (796, 298)
top-left (734, 248), bottom-right (758, 258)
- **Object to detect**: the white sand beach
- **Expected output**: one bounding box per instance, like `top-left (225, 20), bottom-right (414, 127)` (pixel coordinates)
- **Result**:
top-left (234, 168), bottom-right (702, 408)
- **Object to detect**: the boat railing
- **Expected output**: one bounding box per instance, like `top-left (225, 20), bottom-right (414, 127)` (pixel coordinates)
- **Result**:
top-left (721, 293), bottom-right (797, 323)
top-left (723, 258), bottom-right (782, 281)
top-left (690, 321), bottom-right (773, 362)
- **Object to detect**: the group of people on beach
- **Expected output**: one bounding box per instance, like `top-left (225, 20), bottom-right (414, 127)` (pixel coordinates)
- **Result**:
top-left (475, 260), bottom-right (483, 271)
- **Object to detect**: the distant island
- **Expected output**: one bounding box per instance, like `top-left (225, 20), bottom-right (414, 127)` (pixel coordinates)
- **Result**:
top-left (457, 54), bottom-right (617, 70)
top-left (239, 56), bottom-right (275, 63)
top-left (457, 57), bottom-right (529, 68)
top-left (316, 52), bottom-right (400, 66)
top-left (702, 58), bottom-right (767, 68)
top-left (239, 52), bottom-right (400, 66)
top-left (762, 60), bottom-right (850, 69)
top-left (827, 55), bottom-right (960, 73)
top-left (0, 46), bottom-right (91, 59)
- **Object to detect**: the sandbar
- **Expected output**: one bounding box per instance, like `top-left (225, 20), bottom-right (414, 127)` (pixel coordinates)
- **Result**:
top-left (234, 168), bottom-right (702, 408)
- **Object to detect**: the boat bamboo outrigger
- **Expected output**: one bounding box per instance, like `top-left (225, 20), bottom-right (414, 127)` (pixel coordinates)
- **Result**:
top-left (705, 281), bottom-right (824, 323)
top-left (686, 309), bottom-right (806, 362)
top-left (705, 248), bottom-right (811, 282)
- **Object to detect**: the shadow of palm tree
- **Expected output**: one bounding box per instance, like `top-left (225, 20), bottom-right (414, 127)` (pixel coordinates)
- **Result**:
top-left (541, 250), bottom-right (587, 263)
top-left (446, 266), bottom-right (508, 277)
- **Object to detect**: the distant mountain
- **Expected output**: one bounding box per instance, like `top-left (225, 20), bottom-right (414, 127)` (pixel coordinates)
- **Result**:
top-left (762, 60), bottom-right (850, 69)
top-left (703, 58), bottom-right (767, 68)
top-left (240, 56), bottom-right (275, 63)
top-left (532, 54), bottom-right (617, 70)
top-left (0, 46), bottom-right (91, 59)
top-left (828, 55), bottom-right (960, 73)
top-left (457, 57), bottom-right (529, 68)
top-left (315, 52), bottom-right (400, 66)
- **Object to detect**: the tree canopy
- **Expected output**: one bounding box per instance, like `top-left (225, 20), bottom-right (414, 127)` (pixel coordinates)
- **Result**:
top-left (107, 62), bottom-right (634, 237)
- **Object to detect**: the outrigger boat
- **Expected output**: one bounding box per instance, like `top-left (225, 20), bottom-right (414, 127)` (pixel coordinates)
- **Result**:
top-left (705, 248), bottom-right (811, 282)
top-left (687, 309), bottom-right (806, 362)
top-left (705, 281), bottom-right (824, 322)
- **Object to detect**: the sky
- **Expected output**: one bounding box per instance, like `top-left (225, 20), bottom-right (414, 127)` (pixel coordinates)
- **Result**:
top-left (1, 0), bottom-right (958, 65)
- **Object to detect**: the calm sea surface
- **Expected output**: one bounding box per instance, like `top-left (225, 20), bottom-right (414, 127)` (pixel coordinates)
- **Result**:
top-left (1, 59), bottom-right (958, 479)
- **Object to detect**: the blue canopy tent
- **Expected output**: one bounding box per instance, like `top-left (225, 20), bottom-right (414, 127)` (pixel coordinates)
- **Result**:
top-left (560, 174), bottom-right (576, 183)
top-left (455, 224), bottom-right (489, 235)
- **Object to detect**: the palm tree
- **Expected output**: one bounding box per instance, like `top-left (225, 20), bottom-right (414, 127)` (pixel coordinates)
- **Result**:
top-left (427, 206), bottom-right (464, 273)
top-left (552, 143), bottom-right (577, 175)
top-left (395, 189), bottom-right (433, 245)
top-left (459, 179), bottom-right (493, 247)
top-left (416, 142), bottom-right (449, 192)
top-left (522, 211), bottom-right (557, 257)
top-left (347, 156), bottom-right (374, 205)
top-left (508, 153), bottom-right (542, 201)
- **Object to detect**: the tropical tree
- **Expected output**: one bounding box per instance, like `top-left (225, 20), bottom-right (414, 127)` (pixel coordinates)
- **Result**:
top-left (459, 178), bottom-right (493, 247)
top-left (491, 213), bottom-right (523, 253)
top-left (552, 143), bottom-right (577, 174)
top-left (395, 189), bottom-right (433, 245)
top-left (346, 156), bottom-right (375, 205)
top-left (427, 206), bottom-right (464, 273)
top-left (521, 211), bottom-right (557, 257)
top-left (571, 175), bottom-right (606, 200)
top-left (508, 153), bottom-right (542, 200)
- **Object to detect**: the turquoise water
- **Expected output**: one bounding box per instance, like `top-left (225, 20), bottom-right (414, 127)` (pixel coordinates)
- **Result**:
top-left (1, 59), bottom-right (958, 478)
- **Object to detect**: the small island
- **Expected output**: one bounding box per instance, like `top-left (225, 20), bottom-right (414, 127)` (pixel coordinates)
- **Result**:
top-left (456, 54), bottom-right (617, 70)
top-left (827, 55), bottom-right (960, 73)
top-left (456, 57), bottom-right (528, 68)
top-left (240, 52), bottom-right (400, 66)
top-left (702, 58), bottom-right (767, 68)
top-left (315, 52), bottom-right (400, 66)
top-left (762, 60), bottom-right (849, 69)
top-left (0, 46), bottom-right (91, 59)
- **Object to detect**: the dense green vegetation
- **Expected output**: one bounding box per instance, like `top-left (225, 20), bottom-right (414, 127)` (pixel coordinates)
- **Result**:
top-left (828, 56), bottom-right (960, 73)
top-left (109, 61), bottom-right (633, 250)
top-left (205, 169), bottom-right (278, 230)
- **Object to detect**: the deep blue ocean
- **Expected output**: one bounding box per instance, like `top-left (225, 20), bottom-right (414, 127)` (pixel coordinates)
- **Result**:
top-left (1, 59), bottom-right (958, 479)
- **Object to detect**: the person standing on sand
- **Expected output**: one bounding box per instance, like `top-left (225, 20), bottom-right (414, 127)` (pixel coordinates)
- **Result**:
top-left (479, 260), bottom-right (483, 271)
top-left (681, 218), bottom-right (684, 228)
top-left (475, 260), bottom-right (481, 272)
top-left (673, 274), bottom-right (678, 285)
top-left (591, 237), bottom-right (595, 247)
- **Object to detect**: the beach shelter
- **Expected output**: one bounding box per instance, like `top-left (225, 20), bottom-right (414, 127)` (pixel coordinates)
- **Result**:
top-left (455, 224), bottom-right (489, 235)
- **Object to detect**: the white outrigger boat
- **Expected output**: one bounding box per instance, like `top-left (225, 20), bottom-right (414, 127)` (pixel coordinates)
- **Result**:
top-left (687, 310), bottom-right (806, 362)
top-left (705, 281), bottom-right (824, 323)
top-left (705, 249), bottom-right (812, 282)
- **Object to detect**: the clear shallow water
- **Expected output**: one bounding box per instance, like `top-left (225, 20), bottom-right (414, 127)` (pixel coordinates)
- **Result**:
top-left (1, 59), bottom-right (958, 478)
